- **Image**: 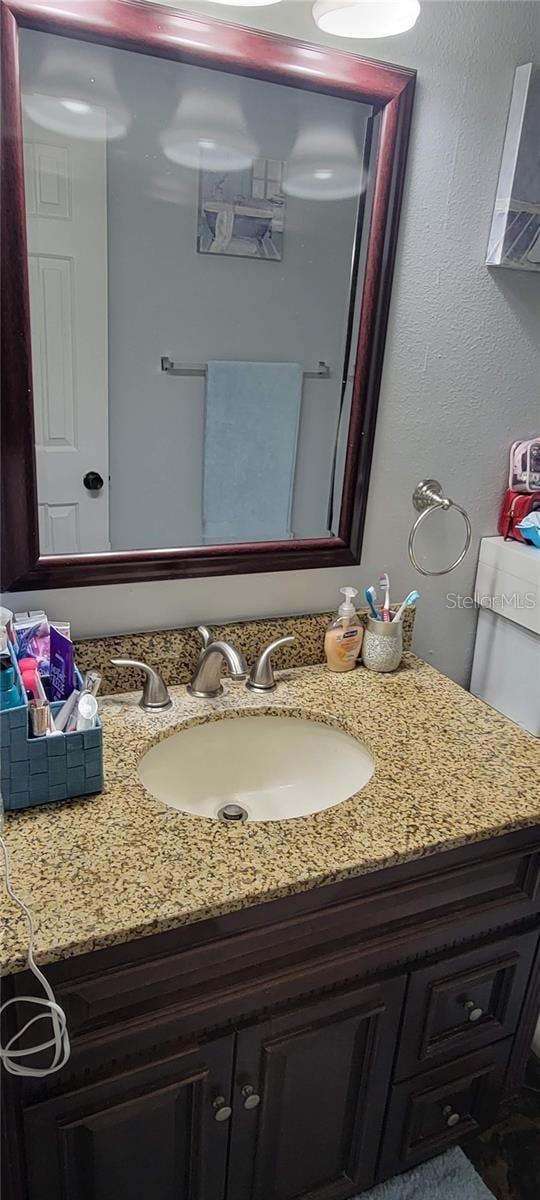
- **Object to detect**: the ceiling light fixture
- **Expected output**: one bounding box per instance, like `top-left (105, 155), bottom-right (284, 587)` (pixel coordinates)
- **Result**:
top-left (312, 0), bottom-right (420, 39)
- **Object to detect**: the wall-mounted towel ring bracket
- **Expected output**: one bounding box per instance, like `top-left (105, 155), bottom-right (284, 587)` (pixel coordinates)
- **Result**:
top-left (408, 480), bottom-right (472, 576)
top-left (161, 357), bottom-right (331, 379)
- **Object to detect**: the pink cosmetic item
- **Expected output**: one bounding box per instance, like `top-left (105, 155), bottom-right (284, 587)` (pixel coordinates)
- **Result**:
top-left (18, 656), bottom-right (39, 698)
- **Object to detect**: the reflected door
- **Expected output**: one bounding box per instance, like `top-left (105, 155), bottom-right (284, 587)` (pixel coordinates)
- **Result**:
top-left (23, 96), bottom-right (110, 553)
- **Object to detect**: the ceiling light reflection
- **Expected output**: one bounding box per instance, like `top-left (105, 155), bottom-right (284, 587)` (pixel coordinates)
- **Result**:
top-left (160, 80), bottom-right (257, 172)
top-left (22, 45), bottom-right (130, 140)
top-left (284, 116), bottom-right (365, 201)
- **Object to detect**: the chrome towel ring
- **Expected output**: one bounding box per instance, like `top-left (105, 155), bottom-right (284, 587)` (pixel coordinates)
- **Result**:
top-left (408, 480), bottom-right (472, 576)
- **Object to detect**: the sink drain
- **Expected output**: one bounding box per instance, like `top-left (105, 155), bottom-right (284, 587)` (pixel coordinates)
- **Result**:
top-left (217, 803), bottom-right (248, 823)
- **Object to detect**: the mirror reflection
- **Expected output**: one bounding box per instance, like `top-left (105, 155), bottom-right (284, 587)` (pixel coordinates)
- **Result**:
top-left (20, 29), bottom-right (376, 555)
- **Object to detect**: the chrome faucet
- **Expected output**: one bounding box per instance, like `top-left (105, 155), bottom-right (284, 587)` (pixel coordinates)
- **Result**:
top-left (188, 630), bottom-right (247, 699)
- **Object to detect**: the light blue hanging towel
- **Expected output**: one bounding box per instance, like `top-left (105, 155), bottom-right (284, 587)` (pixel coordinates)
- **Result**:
top-left (203, 361), bottom-right (303, 543)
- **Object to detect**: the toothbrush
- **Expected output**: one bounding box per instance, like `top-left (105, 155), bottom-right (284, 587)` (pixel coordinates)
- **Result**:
top-left (364, 586), bottom-right (380, 621)
top-left (379, 572), bottom-right (391, 622)
top-left (392, 590), bottom-right (420, 623)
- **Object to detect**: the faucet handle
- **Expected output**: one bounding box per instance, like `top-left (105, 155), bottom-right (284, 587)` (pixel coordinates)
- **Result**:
top-left (247, 635), bottom-right (294, 693)
top-left (110, 659), bottom-right (172, 711)
top-left (197, 625), bottom-right (214, 660)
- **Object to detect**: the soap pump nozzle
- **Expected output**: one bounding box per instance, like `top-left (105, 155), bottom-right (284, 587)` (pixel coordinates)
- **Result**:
top-left (338, 586), bottom-right (358, 617)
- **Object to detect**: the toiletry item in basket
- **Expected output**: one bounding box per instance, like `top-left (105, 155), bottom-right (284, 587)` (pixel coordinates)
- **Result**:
top-left (324, 587), bottom-right (363, 672)
top-left (54, 689), bottom-right (80, 733)
top-left (0, 626), bottom-right (9, 661)
top-left (76, 691), bottom-right (98, 732)
top-left (29, 699), bottom-right (51, 738)
top-left (49, 624), bottom-right (75, 702)
top-left (0, 661), bottom-right (21, 711)
top-left (14, 615), bottom-right (50, 674)
top-left (0, 607), bottom-right (17, 650)
top-left (18, 657), bottom-right (39, 699)
top-left (82, 668), bottom-right (102, 698)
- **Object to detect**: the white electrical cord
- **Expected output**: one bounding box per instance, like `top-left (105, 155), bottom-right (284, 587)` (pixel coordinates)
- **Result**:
top-left (0, 835), bottom-right (70, 1076)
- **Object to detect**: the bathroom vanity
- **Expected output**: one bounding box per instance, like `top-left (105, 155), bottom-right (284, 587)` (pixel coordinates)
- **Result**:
top-left (1, 3), bottom-right (538, 1194)
top-left (2, 653), bottom-right (540, 1200)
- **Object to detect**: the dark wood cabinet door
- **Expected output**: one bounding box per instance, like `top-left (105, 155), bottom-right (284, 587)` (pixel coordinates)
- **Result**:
top-left (23, 1036), bottom-right (235, 1200)
top-left (227, 976), bottom-right (406, 1200)
top-left (395, 930), bottom-right (538, 1078)
top-left (378, 1038), bottom-right (513, 1180)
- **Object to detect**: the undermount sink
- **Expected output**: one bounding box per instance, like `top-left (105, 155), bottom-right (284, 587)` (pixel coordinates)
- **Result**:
top-left (138, 714), bottom-right (374, 822)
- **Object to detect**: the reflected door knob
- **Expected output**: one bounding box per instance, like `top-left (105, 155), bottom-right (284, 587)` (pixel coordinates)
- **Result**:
top-left (464, 1000), bottom-right (484, 1023)
top-left (241, 1084), bottom-right (261, 1110)
top-left (83, 471), bottom-right (104, 492)
top-left (212, 1096), bottom-right (232, 1122)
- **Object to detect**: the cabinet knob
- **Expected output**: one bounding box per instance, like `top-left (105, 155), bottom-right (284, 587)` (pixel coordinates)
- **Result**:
top-left (212, 1096), bottom-right (232, 1122)
top-left (464, 999), bottom-right (484, 1023)
top-left (442, 1104), bottom-right (461, 1128)
top-left (241, 1084), bottom-right (261, 1110)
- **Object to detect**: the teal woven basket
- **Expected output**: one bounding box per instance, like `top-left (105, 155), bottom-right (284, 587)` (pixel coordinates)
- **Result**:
top-left (0, 644), bottom-right (103, 813)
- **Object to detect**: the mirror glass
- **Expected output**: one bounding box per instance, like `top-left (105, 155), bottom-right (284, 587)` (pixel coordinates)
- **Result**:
top-left (19, 29), bottom-right (377, 555)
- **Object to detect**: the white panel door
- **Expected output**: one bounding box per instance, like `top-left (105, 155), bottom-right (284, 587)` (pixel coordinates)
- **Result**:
top-left (23, 97), bottom-right (110, 553)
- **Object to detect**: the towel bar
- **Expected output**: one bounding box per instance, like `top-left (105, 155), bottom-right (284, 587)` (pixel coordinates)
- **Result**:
top-left (161, 356), bottom-right (331, 379)
top-left (408, 480), bottom-right (472, 576)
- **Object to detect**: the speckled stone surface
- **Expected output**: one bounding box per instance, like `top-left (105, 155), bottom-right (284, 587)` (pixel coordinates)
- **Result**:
top-left (74, 607), bottom-right (416, 695)
top-left (2, 654), bottom-right (539, 975)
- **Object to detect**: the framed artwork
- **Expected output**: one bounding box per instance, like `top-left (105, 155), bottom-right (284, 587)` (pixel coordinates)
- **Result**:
top-left (198, 159), bottom-right (286, 260)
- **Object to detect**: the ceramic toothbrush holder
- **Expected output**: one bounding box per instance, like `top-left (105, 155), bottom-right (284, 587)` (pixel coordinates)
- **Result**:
top-left (362, 617), bottom-right (403, 673)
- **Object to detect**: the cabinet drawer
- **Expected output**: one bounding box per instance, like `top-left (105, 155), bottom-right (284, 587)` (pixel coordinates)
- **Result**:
top-left (396, 929), bottom-right (538, 1078)
top-left (379, 1038), bottom-right (512, 1180)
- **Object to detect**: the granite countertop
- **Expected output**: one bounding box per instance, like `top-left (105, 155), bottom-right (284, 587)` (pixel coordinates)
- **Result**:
top-left (2, 655), bottom-right (540, 975)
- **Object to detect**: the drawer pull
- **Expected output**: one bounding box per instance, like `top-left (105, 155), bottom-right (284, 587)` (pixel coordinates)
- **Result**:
top-left (442, 1104), bottom-right (461, 1128)
top-left (241, 1084), bottom-right (261, 1110)
top-left (464, 1000), bottom-right (484, 1023)
top-left (213, 1096), bottom-right (232, 1122)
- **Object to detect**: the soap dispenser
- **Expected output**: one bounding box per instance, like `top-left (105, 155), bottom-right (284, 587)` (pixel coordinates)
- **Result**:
top-left (324, 587), bottom-right (363, 673)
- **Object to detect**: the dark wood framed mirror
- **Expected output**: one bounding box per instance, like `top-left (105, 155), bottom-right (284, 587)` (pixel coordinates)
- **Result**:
top-left (1, 0), bottom-right (415, 590)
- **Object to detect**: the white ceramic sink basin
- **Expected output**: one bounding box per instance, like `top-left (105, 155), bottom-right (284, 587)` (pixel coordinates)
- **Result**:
top-left (138, 715), bottom-right (374, 822)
